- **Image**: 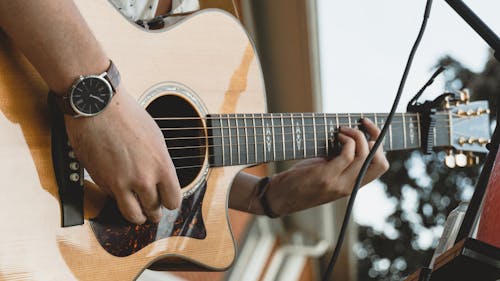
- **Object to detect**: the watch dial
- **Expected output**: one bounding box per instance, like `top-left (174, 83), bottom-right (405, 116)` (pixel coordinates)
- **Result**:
top-left (71, 77), bottom-right (112, 115)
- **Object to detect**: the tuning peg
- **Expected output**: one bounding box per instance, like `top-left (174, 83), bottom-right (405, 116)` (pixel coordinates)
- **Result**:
top-left (455, 151), bottom-right (467, 167)
top-left (467, 152), bottom-right (480, 166)
top-left (459, 89), bottom-right (470, 103)
top-left (445, 150), bottom-right (456, 168)
top-left (468, 137), bottom-right (478, 144)
top-left (478, 138), bottom-right (490, 146)
top-left (444, 96), bottom-right (452, 109)
top-left (476, 108), bottom-right (491, 115)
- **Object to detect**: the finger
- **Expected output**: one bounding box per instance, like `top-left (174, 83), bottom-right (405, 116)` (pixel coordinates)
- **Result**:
top-left (115, 191), bottom-right (147, 224)
top-left (360, 141), bottom-right (390, 184)
top-left (134, 184), bottom-right (162, 223)
top-left (158, 180), bottom-right (182, 210)
top-left (158, 157), bottom-right (182, 210)
top-left (361, 118), bottom-right (381, 140)
top-left (326, 132), bottom-right (355, 171)
top-left (340, 126), bottom-right (369, 159)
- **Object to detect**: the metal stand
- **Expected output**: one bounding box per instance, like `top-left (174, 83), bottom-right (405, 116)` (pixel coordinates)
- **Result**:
top-left (406, 2), bottom-right (500, 279)
top-left (405, 238), bottom-right (500, 281)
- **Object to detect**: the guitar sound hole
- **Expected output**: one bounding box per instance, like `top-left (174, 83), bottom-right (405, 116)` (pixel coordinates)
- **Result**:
top-left (146, 94), bottom-right (206, 188)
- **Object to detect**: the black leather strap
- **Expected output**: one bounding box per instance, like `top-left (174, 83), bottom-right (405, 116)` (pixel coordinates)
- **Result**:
top-left (48, 92), bottom-right (84, 227)
top-left (54, 60), bottom-right (120, 116)
top-left (256, 177), bottom-right (280, 218)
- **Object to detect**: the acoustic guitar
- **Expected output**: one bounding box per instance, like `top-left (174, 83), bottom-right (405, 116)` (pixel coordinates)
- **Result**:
top-left (0, 1), bottom-right (491, 280)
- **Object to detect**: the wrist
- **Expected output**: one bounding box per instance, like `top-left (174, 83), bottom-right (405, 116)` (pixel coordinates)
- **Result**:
top-left (50, 57), bottom-right (110, 95)
top-left (255, 176), bottom-right (280, 218)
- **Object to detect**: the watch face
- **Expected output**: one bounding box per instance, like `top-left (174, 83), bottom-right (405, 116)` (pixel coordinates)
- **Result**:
top-left (70, 76), bottom-right (112, 116)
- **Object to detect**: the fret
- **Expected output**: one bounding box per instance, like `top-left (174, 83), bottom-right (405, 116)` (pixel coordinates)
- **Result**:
top-left (300, 113), bottom-right (306, 157)
top-left (433, 126), bottom-right (437, 147)
top-left (252, 114), bottom-right (259, 164)
top-left (315, 114), bottom-right (327, 157)
top-left (417, 113), bottom-right (422, 148)
top-left (261, 113), bottom-right (267, 162)
top-left (389, 122), bottom-right (393, 150)
top-left (270, 114), bottom-right (276, 161)
top-left (280, 113), bottom-right (286, 160)
top-left (229, 114), bottom-right (239, 165)
top-left (245, 114), bottom-right (256, 165)
top-left (243, 114), bottom-right (249, 164)
top-left (292, 113), bottom-right (305, 158)
top-left (405, 113), bottom-right (418, 149)
top-left (303, 113), bottom-right (315, 158)
top-left (282, 113), bottom-right (294, 160)
top-left (348, 113), bottom-right (352, 128)
top-left (402, 113), bottom-right (407, 148)
top-left (326, 114), bottom-right (337, 146)
top-left (312, 115), bottom-right (318, 156)
top-left (207, 115), bottom-right (223, 166)
top-left (379, 115), bottom-right (389, 150)
top-left (393, 114), bottom-right (404, 150)
top-left (236, 114), bottom-right (247, 165)
top-left (291, 114), bottom-right (296, 159)
top-left (335, 114), bottom-right (340, 131)
top-left (220, 115), bottom-right (226, 166)
top-left (323, 113), bottom-right (328, 156)
top-left (235, 115), bottom-right (241, 164)
top-left (271, 114), bottom-right (284, 161)
top-left (227, 114), bottom-right (233, 165)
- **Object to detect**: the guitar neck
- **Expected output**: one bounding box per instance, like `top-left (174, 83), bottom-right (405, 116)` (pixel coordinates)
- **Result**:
top-left (208, 112), bottom-right (431, 167)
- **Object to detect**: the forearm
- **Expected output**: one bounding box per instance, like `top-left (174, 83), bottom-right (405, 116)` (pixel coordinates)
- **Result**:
top-left (0, 1), bottom-right (108, 94)
top-left (229, 172), bottom-right (266, 215)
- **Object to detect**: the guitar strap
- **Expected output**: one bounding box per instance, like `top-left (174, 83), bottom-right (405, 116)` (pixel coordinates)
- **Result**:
top-left (48, 91), bottom-right (84, 227)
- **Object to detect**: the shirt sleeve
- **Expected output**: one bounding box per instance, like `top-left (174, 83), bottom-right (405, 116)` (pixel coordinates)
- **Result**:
top-left (109, 0), bottom-right (159, 21)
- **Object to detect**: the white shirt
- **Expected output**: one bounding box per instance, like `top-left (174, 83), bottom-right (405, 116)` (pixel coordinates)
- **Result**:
top-left (110, 0), bottom-right (200, 21)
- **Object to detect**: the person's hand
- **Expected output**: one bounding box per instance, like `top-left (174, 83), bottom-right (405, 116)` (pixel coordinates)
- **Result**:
top-left (64, 88), bottom-right (182, 224)
top-left (264, 118), bottom-right (389, 215)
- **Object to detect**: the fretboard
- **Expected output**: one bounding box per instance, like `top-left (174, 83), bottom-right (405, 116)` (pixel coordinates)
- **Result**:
top-left (208, 112), bottom-right (426, 167)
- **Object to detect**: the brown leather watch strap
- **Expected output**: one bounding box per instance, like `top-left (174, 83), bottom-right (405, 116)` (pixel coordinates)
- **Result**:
top-left (54, 60), bottom-right (120, 116)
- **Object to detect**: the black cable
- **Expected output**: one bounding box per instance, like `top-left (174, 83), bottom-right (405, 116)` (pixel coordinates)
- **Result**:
top-left (321, 1), bottom-right (434, 280)
top-left (407, 66), bottom-right (446, 110)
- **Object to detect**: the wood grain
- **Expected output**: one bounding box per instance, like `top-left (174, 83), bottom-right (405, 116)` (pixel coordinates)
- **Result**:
top-left (0, 1), bottom-right (266, 280)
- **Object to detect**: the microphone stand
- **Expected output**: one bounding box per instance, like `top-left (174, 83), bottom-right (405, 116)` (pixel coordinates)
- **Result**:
top-left (405, 1), bottom-right (500, 280)
top-left (444, 0), bottom-right (499, 63)
top-left (444, 0), bottom-right (499, 245)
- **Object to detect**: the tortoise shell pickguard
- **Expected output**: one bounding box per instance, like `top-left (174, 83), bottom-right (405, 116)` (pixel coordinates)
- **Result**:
top-left (90, 183), bottom-right (207, 257)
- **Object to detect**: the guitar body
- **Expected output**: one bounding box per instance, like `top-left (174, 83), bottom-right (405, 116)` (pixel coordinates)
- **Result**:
top-left (0, 1), bottom-right (265, 280)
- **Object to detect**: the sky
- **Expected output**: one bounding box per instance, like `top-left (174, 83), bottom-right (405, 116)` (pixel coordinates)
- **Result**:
top-left (316, 0), bottom-right (500, 247)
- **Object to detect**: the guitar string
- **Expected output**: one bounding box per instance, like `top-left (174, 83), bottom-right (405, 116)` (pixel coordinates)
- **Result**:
top-left (150, 111), bottom-right (477, 121)
top-left (163, 126), bottom-right (426, 144)
top-left (169, 135), bottom-right (483, 170)
top-left (151, 113), bottom-right (421, 121)
top-left (155, 120), bottom-right (449, 132)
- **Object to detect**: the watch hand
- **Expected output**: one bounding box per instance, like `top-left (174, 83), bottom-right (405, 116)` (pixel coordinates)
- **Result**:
top-left (89, 94), bottom-right (105, 103)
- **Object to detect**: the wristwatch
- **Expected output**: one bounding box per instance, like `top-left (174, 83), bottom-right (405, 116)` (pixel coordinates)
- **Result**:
top-left (55, 60), bottom-right (121, 117)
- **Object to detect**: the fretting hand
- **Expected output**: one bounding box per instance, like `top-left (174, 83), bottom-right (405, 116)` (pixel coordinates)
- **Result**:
top-left (259, 118), bottom-right (389, 216)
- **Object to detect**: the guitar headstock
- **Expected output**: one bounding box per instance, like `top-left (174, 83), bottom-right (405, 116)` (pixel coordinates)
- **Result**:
top-left (437, 91), bottom-right (491, 168)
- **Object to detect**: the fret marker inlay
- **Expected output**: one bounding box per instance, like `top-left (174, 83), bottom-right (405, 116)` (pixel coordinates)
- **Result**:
top-left (265, 121), bottom-right (272, 153)
top-left (296, 122), bottom-right (302, 151)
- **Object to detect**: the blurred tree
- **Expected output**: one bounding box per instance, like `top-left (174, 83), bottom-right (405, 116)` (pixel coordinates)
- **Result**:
top-left (357, 53), bottom-right (499, 281)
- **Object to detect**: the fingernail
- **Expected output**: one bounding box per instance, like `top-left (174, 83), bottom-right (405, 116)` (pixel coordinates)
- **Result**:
top-left (134, 214), bottom-right (147, 225)
top-left (341, 126), bottom-right (354, 132)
